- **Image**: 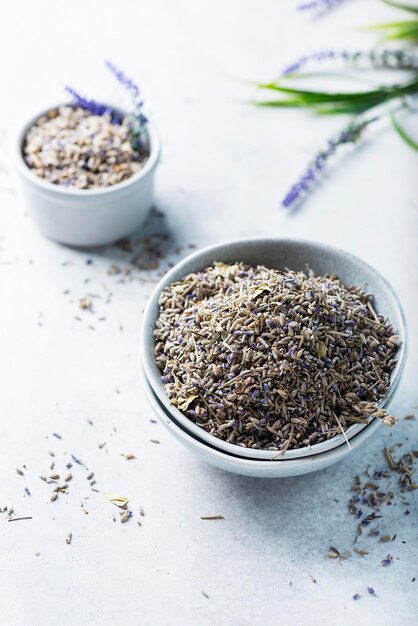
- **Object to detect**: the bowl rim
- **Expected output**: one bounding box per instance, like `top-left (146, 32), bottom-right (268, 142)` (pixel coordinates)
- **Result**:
top-left (14, 102), bottom-right (161, 197)
top-left (139, 360), bottom-right (384, 474)
top-left (141, 237), bottom-right (407, 461)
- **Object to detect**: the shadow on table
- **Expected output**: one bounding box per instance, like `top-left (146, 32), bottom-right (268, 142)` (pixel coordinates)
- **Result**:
top-left (197, 448), bottom-right (370, 551)
top-left (63, 206), bottom-right (192, 276)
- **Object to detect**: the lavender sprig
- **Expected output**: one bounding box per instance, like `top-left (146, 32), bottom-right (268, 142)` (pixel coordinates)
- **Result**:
top-left (297, 0), bottom-right (347, 13)
top-left (283, 50), bottom-right (349, 74)
top-left (282, 116), bottom-right (378, 210)
top-left (105, 61), bottom-right (147, 151)
top-left (64, 86), bottom-right (111, 117)
top-left (283, 48), bottom-right (418, 75)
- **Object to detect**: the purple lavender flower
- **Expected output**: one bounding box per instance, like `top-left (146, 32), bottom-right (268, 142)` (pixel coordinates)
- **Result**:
top-left (381, 555), bottom-right (393, 566)
top-left (105, 61), bottom-right (141, 99)
top-left (105, 61), bottom-right (148, 150)
top-left (298, 0), bottom-right (346, 13)
top-left (281, 116), bottom-right (378, 210)
top-left (65, 86), bottom-right (111, 117)
top-left (283, 50), bottom-right (348, 75)
top-left (282, 49), bottom-right (418, 75)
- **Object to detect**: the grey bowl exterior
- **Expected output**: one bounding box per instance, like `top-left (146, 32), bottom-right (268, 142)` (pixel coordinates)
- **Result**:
top-left (14, 104), bottom-right (160, 247)
top-left (139, 361), bottom-right (384, 478)
top-left (140, 238), bottom-right (407, 461)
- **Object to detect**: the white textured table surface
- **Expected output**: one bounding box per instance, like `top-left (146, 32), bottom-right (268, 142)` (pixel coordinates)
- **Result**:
top-left (0, 1), bottom-right (417, 625)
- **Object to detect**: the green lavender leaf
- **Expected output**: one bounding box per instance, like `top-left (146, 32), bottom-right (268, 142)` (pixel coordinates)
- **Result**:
top-left (314, 102), bottom-right (386, 114)
top-left (257, 75), bottom-right (418, 114)
top-left (366, 20), bottom-right (418, 29)
top-left (383, 26), bottom-right (418, 41)
top-left (390, 112), bottom-right (418, 149)
top-left (382, 0), bottom-right (418, 15)
top-left (259, 77), bottom-right (418, 101)
top-left (256, 98), bottom-right (386, 114)
top-left (365, 20), bottom-right (418, 41)
top-left (254, 99), bottom-right (311, 108)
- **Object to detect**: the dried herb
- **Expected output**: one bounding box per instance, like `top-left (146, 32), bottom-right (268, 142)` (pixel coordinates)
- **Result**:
top-left (381, 555), bottom-right (393, 566)
top-left (120, 510), bottom-right (133, 523)
top-left (354, 548), bottom-right (369, 557)
top-left (105, 493), bottom-right (129, 508)
top-left (155, 263), bottom-right (398, 451)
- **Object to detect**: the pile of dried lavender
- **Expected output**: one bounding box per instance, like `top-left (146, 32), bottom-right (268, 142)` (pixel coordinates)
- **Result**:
top-left (23, 106), bottom-right (148, 189)
top-left (154, 262), bottom-right (398, 451)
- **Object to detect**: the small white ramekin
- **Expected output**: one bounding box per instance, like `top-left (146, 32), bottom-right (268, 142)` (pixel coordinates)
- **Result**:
top-left (14, 104), bottom-right (160, 247)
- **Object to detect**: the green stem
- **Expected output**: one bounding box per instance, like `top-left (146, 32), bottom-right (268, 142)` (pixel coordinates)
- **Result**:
top-left (259, 75), bottom-right (418, 101)
top-left (256, 75), bottom-right (418, 114)
top-left (382, 0), bottom-right (418, 15)
top-left (390, 111), bottom-right (418, 149)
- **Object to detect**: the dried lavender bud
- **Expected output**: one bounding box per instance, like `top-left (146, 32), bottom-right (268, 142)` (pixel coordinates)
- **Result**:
top-left (154, 262), bottom-right (398, 452)
top-left (64, 86), bottom-right (111, 117)
top-left (381, 555), bottom-right (393, 566)
top-left (381, 414), bottom-right (397, 427)
top-left (23, 106), bottom-right (148, 190)
top-left (105, 61), bottom-right (147, 150)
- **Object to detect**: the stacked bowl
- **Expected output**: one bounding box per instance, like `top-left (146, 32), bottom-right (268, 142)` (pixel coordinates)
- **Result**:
top-left (139, 239), bottom-right (407, 477)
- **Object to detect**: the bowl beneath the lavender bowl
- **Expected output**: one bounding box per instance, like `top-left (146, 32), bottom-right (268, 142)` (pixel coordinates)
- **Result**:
top-left (139, 361), bottom-right (384, 478)
top-left (140, 238), bottom-right (407, 463)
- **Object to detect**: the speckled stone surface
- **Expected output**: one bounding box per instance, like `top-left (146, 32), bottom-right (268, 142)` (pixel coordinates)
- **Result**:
top-left (0, 1), bottom-right (417, 625)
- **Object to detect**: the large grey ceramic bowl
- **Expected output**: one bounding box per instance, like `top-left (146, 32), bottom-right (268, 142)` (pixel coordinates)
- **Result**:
top-left (140, 238), bottom-right (407, 462)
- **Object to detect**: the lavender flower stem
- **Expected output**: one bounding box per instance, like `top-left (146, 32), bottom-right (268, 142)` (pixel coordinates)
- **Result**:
top-left (105, 61), bottom-right (148, 150)
top-left (281, 115), bottom-right (379, 210)
top-left (282, 49), bottom-right (418, 76)
top-left (64, 86), bottom-right (111, 117)
top-left (298, 0), bottom-right (347, 13)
